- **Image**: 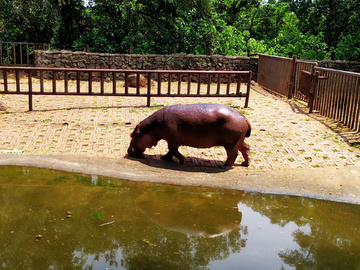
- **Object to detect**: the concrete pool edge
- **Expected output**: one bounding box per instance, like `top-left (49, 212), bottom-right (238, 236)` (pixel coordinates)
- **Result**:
top-left (1, 153), bottom-right (360, 205)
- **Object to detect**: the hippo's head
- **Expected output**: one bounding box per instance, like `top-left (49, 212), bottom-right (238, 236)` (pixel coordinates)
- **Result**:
top-left (127, 125), bottom-right (154, 158)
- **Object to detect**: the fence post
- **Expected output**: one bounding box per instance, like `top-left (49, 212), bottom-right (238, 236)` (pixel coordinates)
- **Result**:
top-left (7, 44), bottom-right (9, 64)
top-left (244, 71), bottom-right (252, 108)
top-left (86, 45), bottom-right (89, 52)
top-left (0, 42), bottom-right (2, 64)
top-left (13, 43), bottom-right (16, 65)
top-left (147, 72), bottom-right (152, 107)
top-left (129, 47), bottom-right (132, 54)
top-left (28, 70), bottom-right (33, 111)
top-left (308, 71), bottom-right (319, 114)
top-left (168, 47), bottom-right (171, 55)
top-left (288, 55), bottom-right (297, 99)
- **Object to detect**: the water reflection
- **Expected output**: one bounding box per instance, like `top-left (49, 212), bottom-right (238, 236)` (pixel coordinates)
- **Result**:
top-left (136, 187), bottom-right (243, 238)
top-left (0, 166), bottom-right (360, 270)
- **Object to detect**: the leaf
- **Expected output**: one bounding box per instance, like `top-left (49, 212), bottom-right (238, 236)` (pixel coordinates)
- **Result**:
top-left (142, 239), bottom-right (157, 246)
top-left (316, 51), bottom-right (325, 60)
top-left (308, 50), bottom-right (316, 59)
top-left (294, 43), bottom-right (302, 55)
top-left (93, 213), bottom-right (102, 218)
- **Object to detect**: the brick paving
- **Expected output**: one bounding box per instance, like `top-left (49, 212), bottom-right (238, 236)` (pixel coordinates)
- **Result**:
top-left (1, 82), bottom-right (360, 171)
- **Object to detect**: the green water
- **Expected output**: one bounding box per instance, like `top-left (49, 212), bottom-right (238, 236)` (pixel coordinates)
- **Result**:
top-left (0, 166), bottom-right (359, 270)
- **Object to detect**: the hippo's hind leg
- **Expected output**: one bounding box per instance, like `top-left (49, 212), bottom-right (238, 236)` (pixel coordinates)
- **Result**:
top-left (237, 141), bottom-right (250, 167)
top-left (161, 146), bottom-right (185, 164)
top-left (219, 146), bottom-right (239, 170)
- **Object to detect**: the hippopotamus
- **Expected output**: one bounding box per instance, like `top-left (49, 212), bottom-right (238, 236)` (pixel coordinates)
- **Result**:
top-left (127, 103), bottom-right (251, 170)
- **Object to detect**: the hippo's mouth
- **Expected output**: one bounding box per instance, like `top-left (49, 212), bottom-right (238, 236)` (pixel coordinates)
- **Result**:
top-left (127, 146), bottom-right (144, 158)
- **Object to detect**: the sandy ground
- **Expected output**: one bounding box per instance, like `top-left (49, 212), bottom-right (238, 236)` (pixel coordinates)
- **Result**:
top-left (1, 78), bottom-right (360, 204)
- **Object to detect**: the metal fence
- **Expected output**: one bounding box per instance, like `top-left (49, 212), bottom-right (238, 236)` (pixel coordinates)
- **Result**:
top-left (293, 60), bottom-right (317, 102)
top-left (0, 42), bottom-right (46, 66)
top-left (0, 67), bottom-right (252, 111)
top-left (257, 54), bottom-right (296, 99)
top-left (312, 67), bottom-right (360, 131)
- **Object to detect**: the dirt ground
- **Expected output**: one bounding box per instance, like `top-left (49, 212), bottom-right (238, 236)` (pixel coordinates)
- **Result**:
top-left (1, 78), bottom-right (360, 204)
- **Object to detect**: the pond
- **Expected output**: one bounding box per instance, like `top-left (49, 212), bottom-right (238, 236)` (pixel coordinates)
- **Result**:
top-left (0, 166), bottom-right (360, 269)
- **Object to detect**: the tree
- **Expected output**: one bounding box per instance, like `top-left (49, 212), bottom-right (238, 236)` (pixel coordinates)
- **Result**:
top-left (287, 0), bottom-right (360, 54)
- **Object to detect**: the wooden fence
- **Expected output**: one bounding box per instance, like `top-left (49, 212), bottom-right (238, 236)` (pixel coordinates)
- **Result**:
top-left (0, 67), bottom-right (252, 111)
top-left (0, 42), bottom-right (46, 66)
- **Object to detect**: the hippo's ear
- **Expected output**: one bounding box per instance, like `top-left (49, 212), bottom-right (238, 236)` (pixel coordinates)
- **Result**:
top-left (130, 125), bottom-right (140, 138)
top-left (134, 125), bottom-right (141, 134)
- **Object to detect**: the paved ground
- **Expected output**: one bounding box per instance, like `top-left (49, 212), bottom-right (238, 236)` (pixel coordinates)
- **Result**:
top-left (1, 81), bottom-right (360, 203)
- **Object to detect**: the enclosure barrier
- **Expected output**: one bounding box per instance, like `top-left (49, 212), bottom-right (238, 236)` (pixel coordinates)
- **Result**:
top-left (293, 60), bottom-right (317, 102)
top-left (0, 42), bottom-right (46, 66)
top-left (257, 54), bottom-right (296, 99)
top-left (311, 67), bottom-right (360, 132)
top-left (0, 67), bottom-right (252, 111)
top-left (257, 54), bottom-right (360, 132)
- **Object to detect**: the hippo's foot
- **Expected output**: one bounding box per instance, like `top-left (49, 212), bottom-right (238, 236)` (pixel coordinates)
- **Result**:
top-left (240, 161), bottom-right (250, 167)
top-left (173, 152), bottom-right (185, 165)
top-left (161, 154), bottom-right (174, 163)
top-left (129, 152), bottom-right (144, 159)
top-left (218, 164), bottom-right (231, 170)
top-left (162, 149), bottom-right (185, 165)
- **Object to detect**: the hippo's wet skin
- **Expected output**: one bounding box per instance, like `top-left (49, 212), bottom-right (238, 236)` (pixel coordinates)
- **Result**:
top-left (127, 103), bottom-right (251, 170)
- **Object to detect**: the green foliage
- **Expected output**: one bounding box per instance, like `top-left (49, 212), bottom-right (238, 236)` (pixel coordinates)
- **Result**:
top-left (0, 0), bottom-right (359, 60)
top-left (335, 30), bottom-right (360, 61)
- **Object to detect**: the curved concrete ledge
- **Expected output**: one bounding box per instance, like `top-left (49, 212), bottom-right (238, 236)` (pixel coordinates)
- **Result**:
top-left (1, 153), bottom-right (359, 205)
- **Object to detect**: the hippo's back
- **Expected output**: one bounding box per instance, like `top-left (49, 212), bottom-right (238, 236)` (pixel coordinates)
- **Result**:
top-left (161, 103), bottom-right (249, 148)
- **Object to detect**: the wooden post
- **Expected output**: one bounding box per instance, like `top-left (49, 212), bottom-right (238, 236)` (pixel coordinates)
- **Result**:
top-left (288, 55), bottom-right (297, 99)
top-left (308, 71), bottom-right (319, 113)
top-left (244, 71), bottom-right (252, 108)
top-left (147, 72), bottom-right (152, 107)
top-left (28, 70), bottom-right (33, 111)
top-left (13, 43), bottom-right (16, 65)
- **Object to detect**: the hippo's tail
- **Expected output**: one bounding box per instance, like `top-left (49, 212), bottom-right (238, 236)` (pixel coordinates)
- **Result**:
top-left (245, 119), bottom-right (251, 137)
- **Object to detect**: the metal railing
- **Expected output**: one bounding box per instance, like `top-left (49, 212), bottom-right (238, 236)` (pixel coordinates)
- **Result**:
top-left (293, 60), bottom-right (317, 102)
top-left (257, 54), bottom-right (360, 131)
top-left (0, 67), bottom-right (252, 111)
top-left (312, 67), bottom-right (360, 131)
top-left (257, 54), bottom-right (296, 99)
top-left (0, 42), bottom-right (46, 66)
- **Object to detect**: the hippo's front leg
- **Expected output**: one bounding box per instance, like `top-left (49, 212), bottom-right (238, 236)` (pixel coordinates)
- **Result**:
top-left (161, 146), bottom-right (185, 164)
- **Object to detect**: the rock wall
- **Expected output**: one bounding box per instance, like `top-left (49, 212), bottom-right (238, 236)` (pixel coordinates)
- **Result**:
top-left (318, 60), bottom-right (360, 73)
top-left (34, 50), bottom-right (258, 82)
top-left (34, 50), bottom-right (360, 83)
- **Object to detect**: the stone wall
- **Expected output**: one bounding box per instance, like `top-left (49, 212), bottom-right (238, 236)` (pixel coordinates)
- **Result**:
top-left (34, 50), bottom-right (360, 83)
top-left (318, 60), bottom-right (360, 73)
top-left (34, 50), bottom-right (258, 82)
